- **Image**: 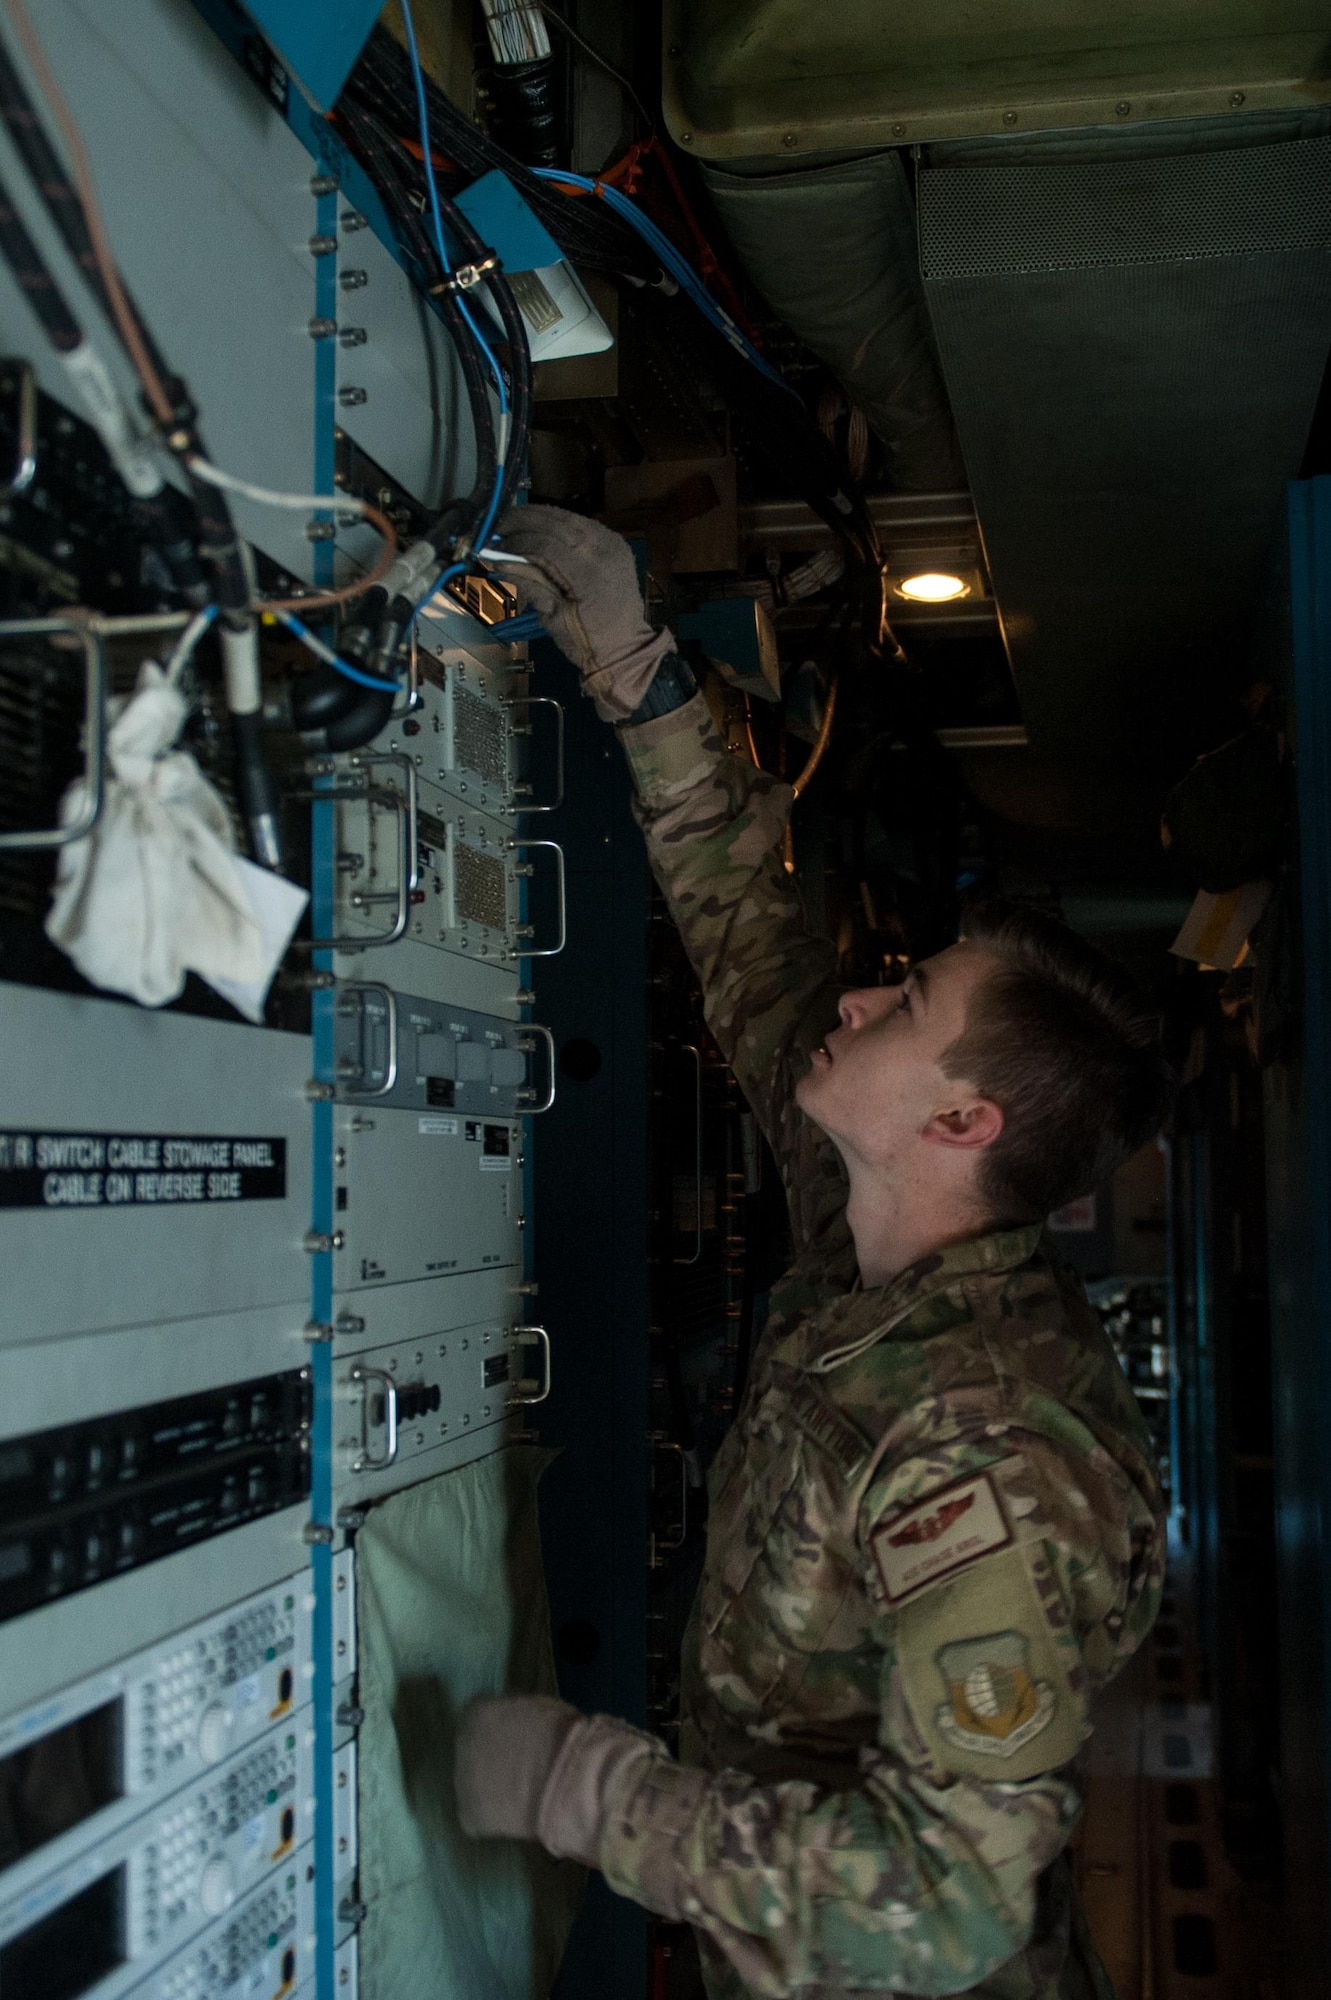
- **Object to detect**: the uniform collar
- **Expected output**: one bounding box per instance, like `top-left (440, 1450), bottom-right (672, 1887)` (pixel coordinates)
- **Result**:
top-left (808, 1222), bottom-right (1044, 1373)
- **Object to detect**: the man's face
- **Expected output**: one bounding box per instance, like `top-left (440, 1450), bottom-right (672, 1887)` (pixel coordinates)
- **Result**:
top-left (795, 942), bottom-right (1001, 1170)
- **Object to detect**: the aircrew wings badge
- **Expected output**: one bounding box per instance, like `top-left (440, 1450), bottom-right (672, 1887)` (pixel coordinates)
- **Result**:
top-left (869, 1469), bottom-right (1012, 1604)
top-left (934, 1630), bottom-right (1056, 1758)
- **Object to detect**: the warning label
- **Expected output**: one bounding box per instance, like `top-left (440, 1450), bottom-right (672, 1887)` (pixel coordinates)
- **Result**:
top-left (0, 1130), bottom-right (287, 1210)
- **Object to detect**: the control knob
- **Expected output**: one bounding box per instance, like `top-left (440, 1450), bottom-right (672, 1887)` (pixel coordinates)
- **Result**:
top-left (199, 1854), bottom-right (235, 1918)
top-left (196, 1703), bottom-right (233, 1766)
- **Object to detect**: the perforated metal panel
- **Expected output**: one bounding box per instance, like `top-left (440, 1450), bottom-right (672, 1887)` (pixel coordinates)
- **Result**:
top-left (454, 842), bottom-right (508, 932)
top-left (452, 688), bottom-right (508, 790)
top-left (920, 137), bottom-right (1331, 277)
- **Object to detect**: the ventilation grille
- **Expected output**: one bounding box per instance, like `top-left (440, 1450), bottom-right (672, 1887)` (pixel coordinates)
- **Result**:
top-left (452, 688), bottom-right (507, 787)
top-left (454, 843), bottom-right (507, 932)
top-left (920, 136), bottom-right (1331, 278)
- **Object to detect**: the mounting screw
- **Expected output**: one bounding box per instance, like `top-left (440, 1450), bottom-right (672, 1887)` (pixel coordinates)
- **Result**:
top-left (679, 131), bottom-right (692, 143)
top-left (1115, 100), bottom-right (1132, 116)
top-left (782, 131), bottom-right (797, 147)
top-left (303, 1521), bottom-right (335, 1545)
top-left (336, 1702), bottom-right (364, 1729)
top-left (308, 317), bottom-right (337, 340)
top-left (303, 1228), bottom-right (344, 1253)
top-left (338, 386), bottom-right (367, 407)
top-left (340, 268), bottom-right (368, 290)
top-left (668, 42), bottom-right (681, 55)
top-left (309, 233), bottom-right (338, 257)
top-left (305, 1079), bottom-right (336, 1100)
top-left (304, 1320), bottom-right (334, 1343)
top-left (310, 172), bottom-right (339, 196)
top-left (891, 123), bottom-right (906, 137)
top-left (340, 326), bottom-right (367, 348)
top-left (305, 518), bottom-right (336, 542)
top-left (341, 210), bottom-right (368, 232)
top-left (1002, 110), bottom-right (1018, 125)
top-left (1229, 89), bottom-right (1246, 107)
top-left (338, 1899), bottom-right (368, 1928)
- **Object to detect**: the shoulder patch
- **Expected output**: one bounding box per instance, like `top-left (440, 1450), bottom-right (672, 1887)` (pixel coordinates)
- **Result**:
top-left (869, 1469), bottom-right (1012, 1605)
top-left (934, 1630), bottom-right (1056, 1759)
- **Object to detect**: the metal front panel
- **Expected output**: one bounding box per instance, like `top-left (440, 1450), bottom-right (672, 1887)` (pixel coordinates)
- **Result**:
top-left (0, 1507), bottom-right (310, 1717)
top-left (0, 985), bottom-right (311, 1340)
top-left (329, 1267), bottom-right (526, 1361)
top-left (331, 1101), bottom-right (522, 1292)
top-left (333, 983), bottom-right (545, 1118)
top-left (375, 636), bottom-right (525, 822)
top-left (332, 1326), bottom-right (527, 1503)
top-left (0, 1305), bottom-right (308, 1438)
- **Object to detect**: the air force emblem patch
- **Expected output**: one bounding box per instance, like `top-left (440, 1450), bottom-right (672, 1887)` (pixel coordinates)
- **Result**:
top-left (934, 1630), bottom-right (1056, 1758)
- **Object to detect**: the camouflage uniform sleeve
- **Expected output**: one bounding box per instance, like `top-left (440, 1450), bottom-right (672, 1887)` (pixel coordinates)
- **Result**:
top-left (618, 694), bottom-right (845, 1255)
top-left (594, 1429), bottom-right (1150, 1997)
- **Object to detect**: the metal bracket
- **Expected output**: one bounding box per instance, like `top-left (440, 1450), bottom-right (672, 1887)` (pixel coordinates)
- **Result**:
top-left (0, 616), bottom-right (107, 851)
top-left (504, 694), bottom-right (565, 813)
top-left (350, 1364), bottom-right (398, 1472)
top-left (304, 751), bottom-right (419, 952)
top-left (510, 1325), bottom-right (551, 1407)
top-left (336, 983), bottom-right (398, 1097)
top-left (0, 359), bottom-right (37, 499)
top-left (516, 1023), bottom-right (557, 1114)
top-left (506, 838), bottom-right (566, 958)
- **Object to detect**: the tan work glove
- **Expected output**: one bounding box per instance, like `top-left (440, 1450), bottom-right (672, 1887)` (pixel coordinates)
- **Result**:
top-left (494, 504), bottom-right (676, 722)
top-left (454, 1692), bottom-right (657, 1868)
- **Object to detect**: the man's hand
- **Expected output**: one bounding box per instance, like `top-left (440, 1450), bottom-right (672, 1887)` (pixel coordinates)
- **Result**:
top-left (495, 505), bottom-right (675, 722)
top-left (454, 1692), bottom-right (657, 1868)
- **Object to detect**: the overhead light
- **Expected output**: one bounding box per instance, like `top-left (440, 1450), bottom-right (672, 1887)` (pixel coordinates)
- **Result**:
top-left (894, 571), bottom-right (970, 602)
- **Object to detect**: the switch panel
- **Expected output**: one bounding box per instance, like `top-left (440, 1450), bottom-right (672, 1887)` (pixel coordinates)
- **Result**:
top-left (333, 1322), bottom-right (543, 1500)
top-left (334, 983), bottom-right (552, 1116)
top-left (0, 1575), bottom-right (313, 1908)
top-left (332, 1102), bottom-right (523, 1290)
top-left (138, 1846), bottom-right (315, 2000)
top-left (0, 1725), bottom-right (314, 1997)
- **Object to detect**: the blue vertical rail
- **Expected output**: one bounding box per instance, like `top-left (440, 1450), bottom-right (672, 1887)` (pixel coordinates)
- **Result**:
top-left (309, 156), bottom-right (340, 2000)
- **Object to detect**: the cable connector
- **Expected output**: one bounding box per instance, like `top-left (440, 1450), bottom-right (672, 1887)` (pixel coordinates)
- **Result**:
top-left (429, 249), bottom-right (501, 295)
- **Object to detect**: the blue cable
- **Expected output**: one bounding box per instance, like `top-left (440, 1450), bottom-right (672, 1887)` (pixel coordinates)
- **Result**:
top-left (399, 0), bottom-right (509, 577)
top-left (530, 167), bottom-right (801, 402)
top-left (274, 610), bottom-right (399, 693)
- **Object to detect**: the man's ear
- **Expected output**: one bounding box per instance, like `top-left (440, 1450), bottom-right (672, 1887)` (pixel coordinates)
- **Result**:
top-left (922, 1097), bottom-right (1004, 1151)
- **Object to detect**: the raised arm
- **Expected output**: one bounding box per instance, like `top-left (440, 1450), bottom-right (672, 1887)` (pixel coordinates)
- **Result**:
top-left (498, 505), bottom-right (846, 1258)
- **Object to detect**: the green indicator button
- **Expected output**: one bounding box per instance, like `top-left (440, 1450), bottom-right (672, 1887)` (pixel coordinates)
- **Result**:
top-left (268, 1788), bottom-right (278, 1804)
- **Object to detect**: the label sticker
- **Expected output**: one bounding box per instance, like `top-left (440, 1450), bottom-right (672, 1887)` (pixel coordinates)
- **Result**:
top-left (243, 1811), bottom-right (266, 1851)
top-left (418, 1116), bottom-right (459, 1136)
top-left (0, 1131), bottom-right (286, 1210)
top-left (870, 1470), bottom-right (1011, 1604)
top-left (479, 1155), bottom-right (511, 1172)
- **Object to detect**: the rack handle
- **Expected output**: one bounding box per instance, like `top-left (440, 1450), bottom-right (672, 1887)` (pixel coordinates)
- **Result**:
top-left (505, 694), bottom-right (564, 814)
top-left (510, 1325), bottom-right (551, 1406)
top-left (506, 839), bottom-right (566, 959)
top-left (350, 1365), bottom-right (398, 1471)
top-left (0, 616), bottom-right (106, 851)
top-left (306, 751), bottom-right (418, 952)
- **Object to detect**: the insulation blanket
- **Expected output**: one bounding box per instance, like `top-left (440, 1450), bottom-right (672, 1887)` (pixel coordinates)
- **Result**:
top-left (356, 1446), bottom-right (584, 2000)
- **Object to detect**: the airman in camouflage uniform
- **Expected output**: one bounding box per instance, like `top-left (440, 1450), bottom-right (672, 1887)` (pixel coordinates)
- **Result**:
top-left (455, 509), bottom-right (1167, 2000)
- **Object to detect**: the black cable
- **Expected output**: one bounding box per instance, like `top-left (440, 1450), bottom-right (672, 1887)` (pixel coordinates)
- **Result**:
top-left (534, 2), bottom-right (654, 137)
top-left (347, 28), bottom-right (657, 281)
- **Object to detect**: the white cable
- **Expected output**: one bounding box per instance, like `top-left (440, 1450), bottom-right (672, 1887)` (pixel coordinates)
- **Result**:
top-left (185, 456), bottom-right (373, 519)
top-left (163, 604), bottom-right (218, 684)
top-left (478, 547), bottom-right (533, 565)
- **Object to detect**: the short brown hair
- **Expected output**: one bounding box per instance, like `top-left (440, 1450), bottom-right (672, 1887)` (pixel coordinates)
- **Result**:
top-left (942, 900), bottom-right (1175, 1222)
